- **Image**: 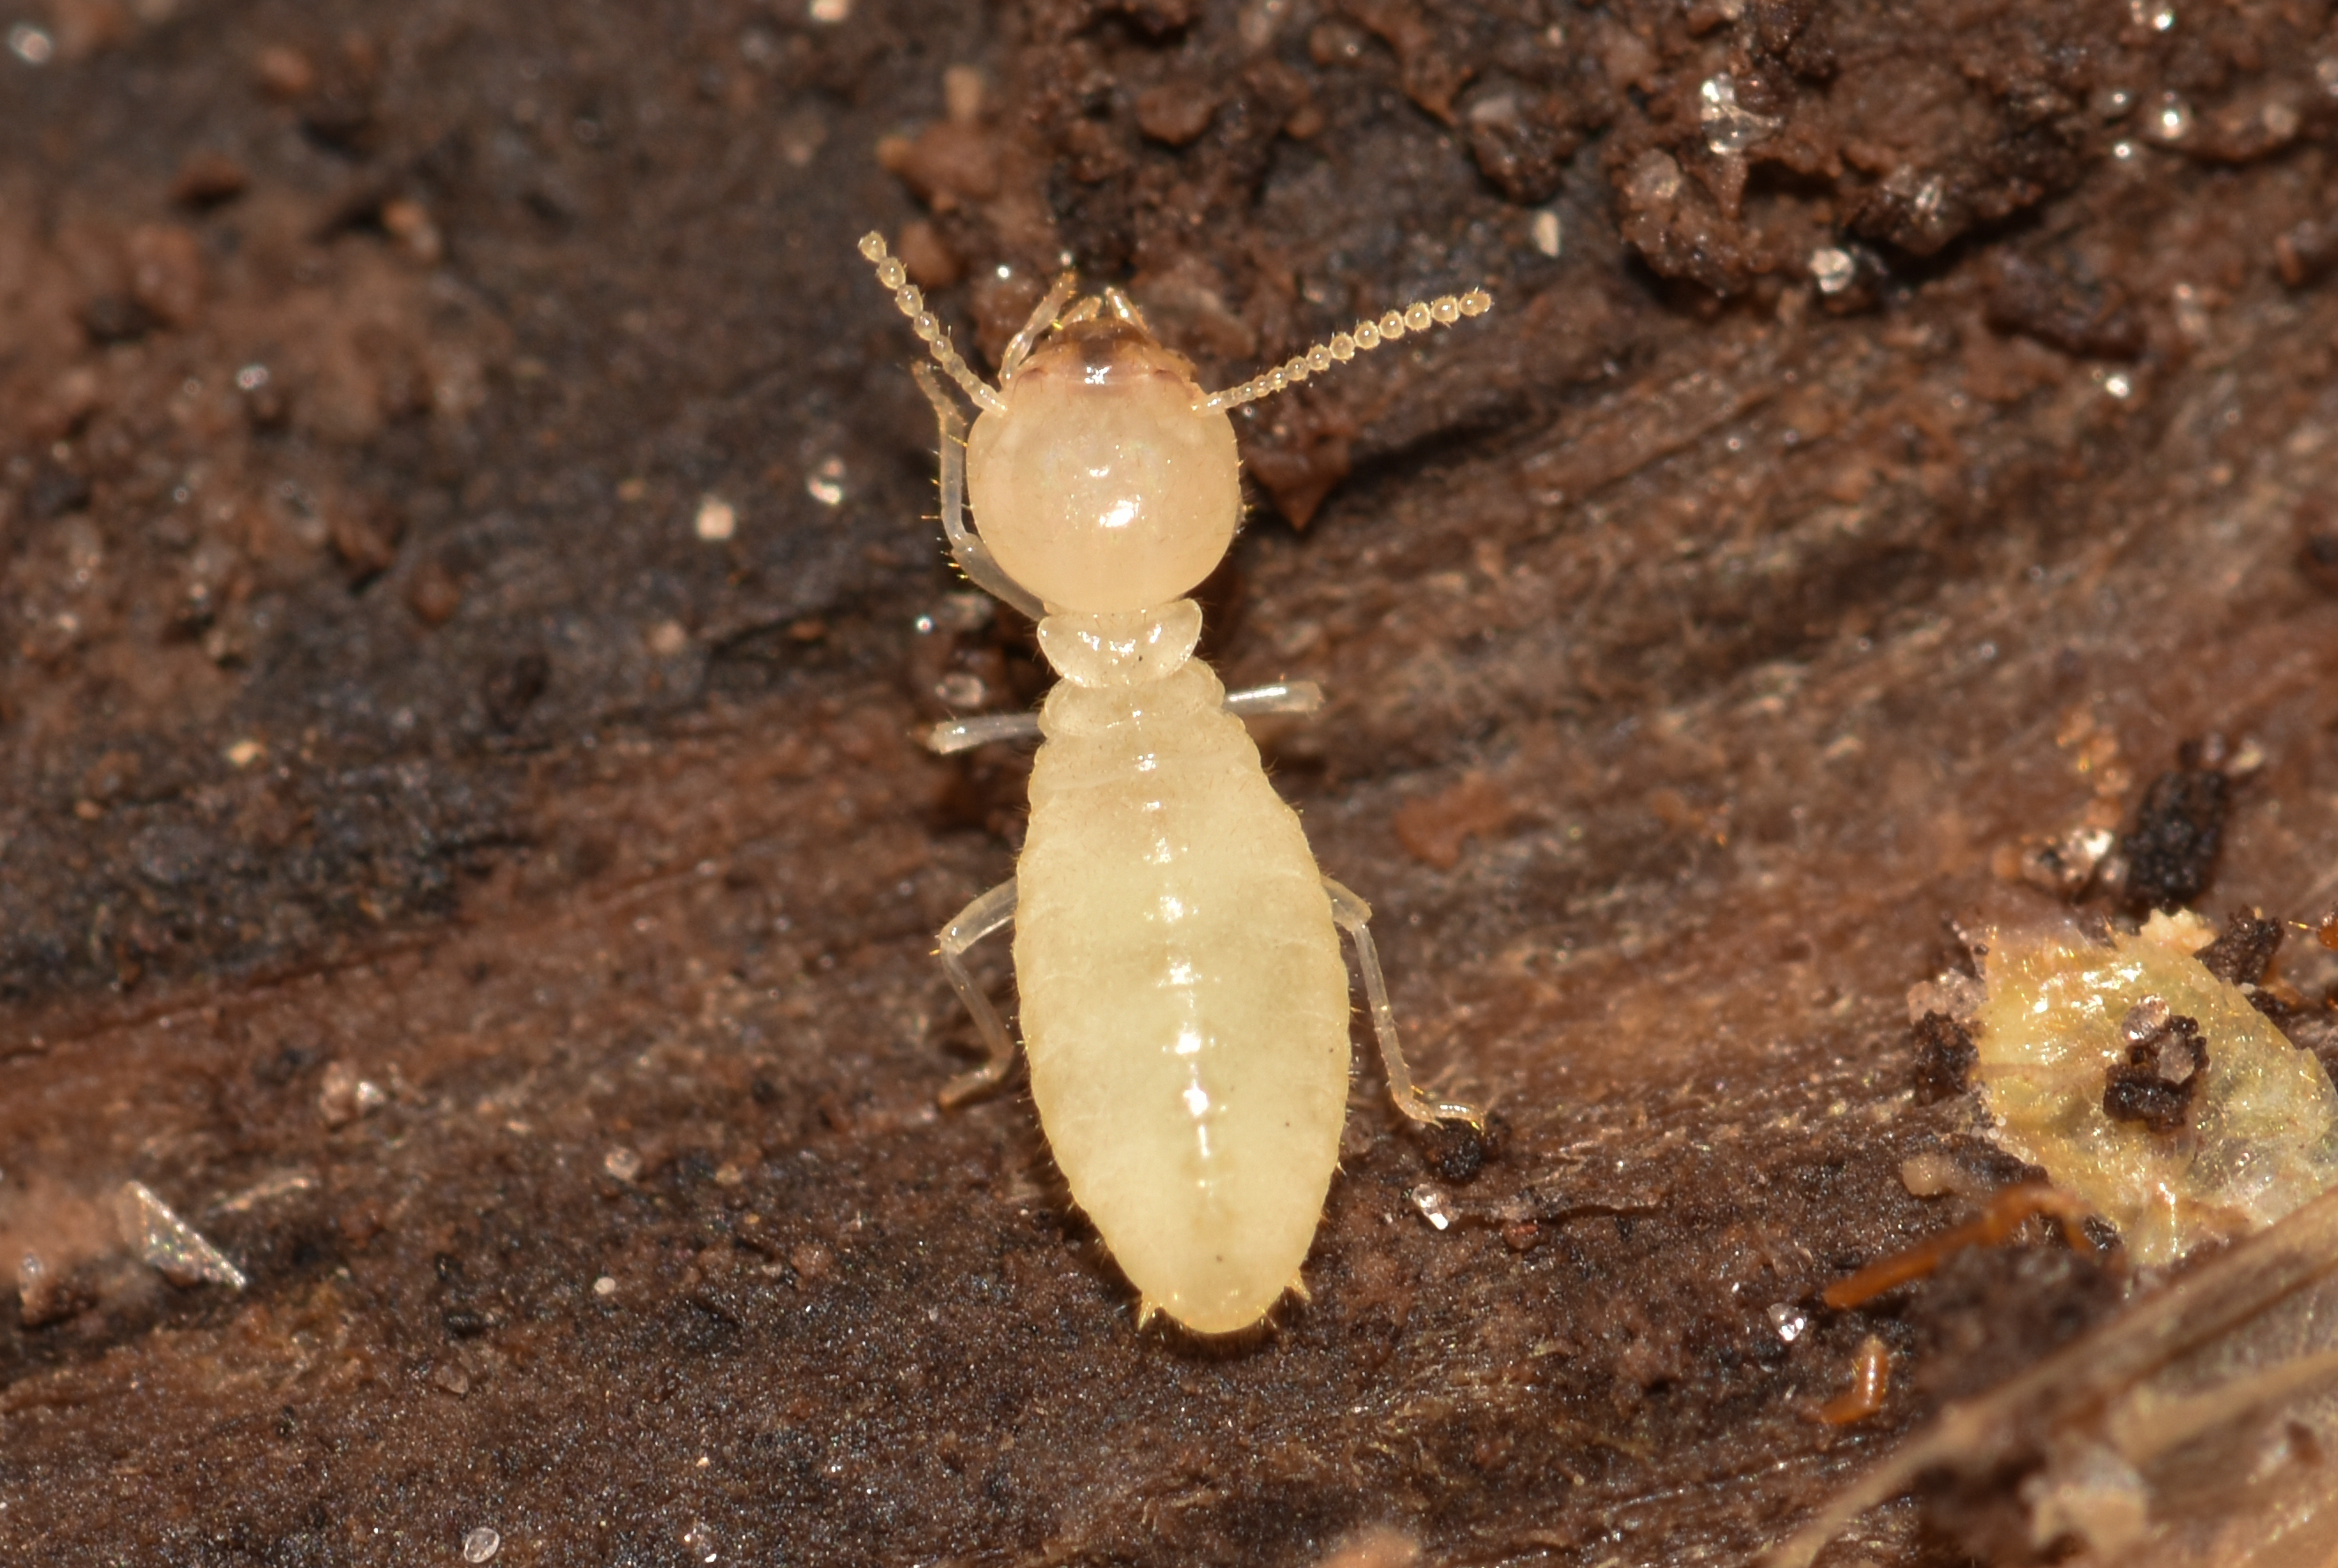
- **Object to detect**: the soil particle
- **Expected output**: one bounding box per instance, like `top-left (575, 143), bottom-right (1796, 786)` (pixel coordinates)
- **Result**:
top-left (2120, 758), bottom-right (2232, 915)
top-left (2198, 907), bottom-right (2281, 989)
top-left (1910, 1011), bottom-right (1977, 1106)
top-left (2100, 1012), bottom-right (2208, 1134)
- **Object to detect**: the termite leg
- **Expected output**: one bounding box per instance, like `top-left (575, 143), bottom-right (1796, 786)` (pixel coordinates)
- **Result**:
top-left (999, 270), bottom-right (1079, 383)
top-left (1223, 682), bottom-right (1325, 721)
top-left (1323, 876), bottom-right (1482, 1128)
top-left (912, 363), bottom-right (1045, 623)
top-left (937, 878), bottom-right (1020, 1106)
top-left (923, 712), bottom-right (1044, 755)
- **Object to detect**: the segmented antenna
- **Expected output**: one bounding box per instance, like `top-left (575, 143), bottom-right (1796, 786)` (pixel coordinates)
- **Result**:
top-left (1200, 287), bottom-right (1494, 412)
top-left (860, 232), bottom-right (1008, 417)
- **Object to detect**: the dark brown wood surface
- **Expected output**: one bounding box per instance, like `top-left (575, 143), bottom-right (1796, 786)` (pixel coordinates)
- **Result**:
top-left (6, 3), bottom-right (2338, 1562)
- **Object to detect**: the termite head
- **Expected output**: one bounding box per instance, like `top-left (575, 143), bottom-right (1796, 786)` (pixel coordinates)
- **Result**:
top-left (965, 297), bottom-right (1241, 616)
top-left (860, 231), bottom-right (1491, 617)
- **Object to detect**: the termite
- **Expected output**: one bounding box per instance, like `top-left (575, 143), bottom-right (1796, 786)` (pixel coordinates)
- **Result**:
top-left (859, 230), bottom-right (1491, 1335)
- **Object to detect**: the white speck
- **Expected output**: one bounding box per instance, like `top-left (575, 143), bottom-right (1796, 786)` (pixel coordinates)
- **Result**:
top-left (1767, 1302), bottom-right (1809, 1343)
top-left (236, 364), bottom-right (270, 391)
top-left (7, 23), bottom-right (52, 64)
top-left (2149, 94), bottom-right (2192, 143)
top-left (807, 0), bottom-right (849, 20)
top-left (648, 620), bottom-right (690, 657)
top-left (116, 1181), bottom-right (246, 1290)
top-left (933, 672), bottom-right (984, 707)
top-left (462, 1526), bottom-right (502, 1564)
top-left (2091, 87), bottom-right (2133, 119)
top-left (1408, 1183), bottom-right (1454, 1231)
top-left (2111, 139), bottom-right (2138, 161)
top-left (805, 455), bottom-right (847, 506)
top-left (1808, 246), bottom-right (1856, 295)
top-left (1529, 209), bottom-right (1562, 258)
top-left (605, 1147), bottom-right (643, 1181)
top-left (1699, 75), bottom-right (1781, 156)
top-left (694, 494), bottom-right (736, 541)
top-left (592, 1275), bottom-right (617, 1297)
top-left (225, 738), bottom-right (265, 768)
top-left (2130, 0), bottom-right (2175, 30)
top-left (1182, 1084), bottom-right (1210, 1117)
top-left (2170, 282), bottom-right (2209, 342)
top-left (2101, 371), bottom-right (2133, 400)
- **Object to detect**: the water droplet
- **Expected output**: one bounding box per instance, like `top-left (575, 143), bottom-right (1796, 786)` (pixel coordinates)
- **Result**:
top-left (1407, 1183), bottom-right (1455, 1232)
top-left (1767, 1302), bottom-right (1809, 1343)
top-left (462, 1526), bottom-right (502, 1564)
top-left (805, 456), bottom-right (847, 506)
top-left (1699, 75), bottom-right (1781, 156)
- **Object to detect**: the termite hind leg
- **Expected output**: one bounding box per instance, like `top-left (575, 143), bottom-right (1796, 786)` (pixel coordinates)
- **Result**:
top-left (1324, 876), bottom-right (1482, 1129)
top-left (1223, 681), bottom-right (1324, 722)
top-left (937, 878), bottom-right (1020, 1107)
top-left (912, 363), bottom-right (1045, 623)
top-left (923, 711), bottom-right (1045, 756)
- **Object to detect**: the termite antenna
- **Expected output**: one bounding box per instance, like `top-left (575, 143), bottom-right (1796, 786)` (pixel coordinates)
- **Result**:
top-left (860, 231), bottom-right (1009, 417)
top-left (1200, 286), bottom-right (1494, 412)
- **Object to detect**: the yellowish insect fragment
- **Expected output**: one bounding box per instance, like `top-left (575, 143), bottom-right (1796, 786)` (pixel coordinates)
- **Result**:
top-left (860, 231), bottom-right (1490, 1334)
top-left (1968, 911), bottom-right (2338, 1264)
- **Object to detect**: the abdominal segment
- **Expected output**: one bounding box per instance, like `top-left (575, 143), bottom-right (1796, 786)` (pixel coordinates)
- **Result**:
top-left (1014, 684), bottom-right (1352, 1334)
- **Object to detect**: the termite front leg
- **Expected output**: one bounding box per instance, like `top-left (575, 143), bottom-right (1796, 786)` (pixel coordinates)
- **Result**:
top-left (937, 878), bottom-right (1020, 1107)
top-left (911, 364), bottom-right (1046, 624)
top-left (1324, 877), bottom-right (1482, 1128)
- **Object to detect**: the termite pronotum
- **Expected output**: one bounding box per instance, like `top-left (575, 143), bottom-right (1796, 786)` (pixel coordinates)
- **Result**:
top-left (861, 230), bottom-right (1490, 1334)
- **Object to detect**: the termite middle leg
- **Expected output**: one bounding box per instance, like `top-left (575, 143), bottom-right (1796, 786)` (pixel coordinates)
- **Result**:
top-left (1223, 681), bottom-right (1324, 721)
top-left (1324, 876), bottom-right (1482, 1128)
top-left (937, 878), bottom-right (1020, 1106)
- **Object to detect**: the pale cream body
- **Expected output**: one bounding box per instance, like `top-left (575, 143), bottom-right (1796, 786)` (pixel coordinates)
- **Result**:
top-left (1015, 606), bottom-right (1351, 1334)
top-left (858, 230), bottom-right (1490, 1336)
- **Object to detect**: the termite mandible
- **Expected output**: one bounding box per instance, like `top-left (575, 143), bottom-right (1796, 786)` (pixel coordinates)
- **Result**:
top-left (863, 230), bottom-right (1491, 1335)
